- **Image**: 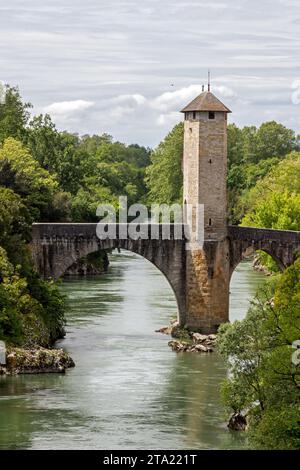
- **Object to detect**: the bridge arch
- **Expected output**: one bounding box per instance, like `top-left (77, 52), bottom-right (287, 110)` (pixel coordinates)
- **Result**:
top-left (31, 223), bottom-right (187, 326)
top-left (228, 245), bottom-right (285, 281)
top-left (228, 226), bottom-right (300, 279)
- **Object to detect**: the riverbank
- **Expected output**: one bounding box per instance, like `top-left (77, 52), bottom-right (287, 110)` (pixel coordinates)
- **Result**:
top-left (0, 346), bottom-right (75, 375)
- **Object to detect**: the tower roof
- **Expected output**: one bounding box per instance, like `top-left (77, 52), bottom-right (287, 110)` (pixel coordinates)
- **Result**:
top-left (181, 91), bottom-right (231, 113)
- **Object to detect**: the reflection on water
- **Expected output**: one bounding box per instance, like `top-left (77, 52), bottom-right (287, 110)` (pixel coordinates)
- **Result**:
top-left (0, 252), bottom-right (264, 449)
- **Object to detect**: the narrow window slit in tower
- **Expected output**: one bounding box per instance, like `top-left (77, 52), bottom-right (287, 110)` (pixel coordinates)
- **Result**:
top-left (193, 112), bottom-right (196, 119)
top-left (209, 111), bottom-right (215, 120)
top-left (209, 159), bottom-right (212, 164)
top-left (209, 218), bottom-right (212, 226)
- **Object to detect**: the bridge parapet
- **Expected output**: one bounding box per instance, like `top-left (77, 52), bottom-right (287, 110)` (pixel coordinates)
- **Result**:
top-left (32, 223), bottom-right (186, 241)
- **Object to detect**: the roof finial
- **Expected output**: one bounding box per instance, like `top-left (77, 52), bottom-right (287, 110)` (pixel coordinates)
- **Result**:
top-left (208, 70), bottom-right (211, 92)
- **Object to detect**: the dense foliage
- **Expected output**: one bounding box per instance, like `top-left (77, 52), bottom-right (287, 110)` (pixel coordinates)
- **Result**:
top-left (146, 123), bottom-right (183, 204)
top-left (217, 258), bottom-right (300, 449)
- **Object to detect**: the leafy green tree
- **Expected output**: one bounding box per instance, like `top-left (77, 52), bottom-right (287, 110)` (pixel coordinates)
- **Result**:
top-left (25, 114), bottom-right (61, 170)
top-left (0, 186), bottom-right (32, 268)
top-left (255, 121), bottom-right (298, 162)
top-left (0, 247), bottom-right (24, 344)
top-left (218, 258), bottom-right (300, 449)
top-left (0, 137), bottom-right (60, 220)
top-left (241, 152), bottom-right (300, 231)
top-left (243, 157), bottom-right (280, 190)
top-left (146, 123), bottom-right (183, 204)
top-left (80, 133), bottom-right (112, 155)
top-left (0, 246), bottom-right (66, 347)
top-left (242, 191), bottom-right (300, 231)
top-left (241, 125), bottom-right (258, 164)
top-left (71, 186), bottom-right (118, 222)
top-left (227, 124), bottom-right (244, 167)
top-left (0, 85), bottom-right (31, 144)
top-left (53, 132), bottom-right (88, 195)
top-left (25, 117), bottom-right (88, 195)
top-left (0, 187), bottom-right (31, 243)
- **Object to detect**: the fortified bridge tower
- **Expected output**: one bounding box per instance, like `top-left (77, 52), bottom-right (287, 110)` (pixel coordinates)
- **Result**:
top-left (181, 88), bottom-right (232, 332)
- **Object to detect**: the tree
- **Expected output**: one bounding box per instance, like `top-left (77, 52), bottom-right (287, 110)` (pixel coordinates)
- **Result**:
top-left (0, 246), bottom-right (66, 347)
top-left (227, 124), bottom-right (244, 167)
top-left (71, 186), bottom-right (118, 222)
top-left (241, 151), bottom-right (300, 231)
top-left (0, 187), bottom-right (32, 267)
top-left (146, 123), bottom-right (183, 204)
top-left (256, 121), bottom-right (298, 161)
top-left (25, 114), bottom-right (62, 170)
top-left (0, 85), bottom-right (31, 144)
top-left (0, 187), bottom-right (31, 244)
top-left (0, 137), bottom-right (59, 220)
top-left (217, 258), bottom-right (300, 449)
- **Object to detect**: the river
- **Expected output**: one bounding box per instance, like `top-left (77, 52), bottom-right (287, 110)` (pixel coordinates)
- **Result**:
top-left (0, 251), bottom-right (265, 450)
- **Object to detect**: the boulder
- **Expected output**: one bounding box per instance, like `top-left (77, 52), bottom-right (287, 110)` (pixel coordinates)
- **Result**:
top-left (208, 334), bottom-right (217, 341)
top-left (168, 340), bottom-right (189, 352)
top-left (5, 347), bottom-right (75, 375)
top-left (192, 333), bottom-right (208, 343)
top-left (228, 412), bottom-right (247, 431)
top-left (155, 326), bottom-right (172, 335)
top-left (194, 344), bottom-right (208, 352)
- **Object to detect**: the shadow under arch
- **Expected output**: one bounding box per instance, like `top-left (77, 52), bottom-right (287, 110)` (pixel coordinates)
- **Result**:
top-left (43, 236), bottom-right (186, 326)
top-left (74, 247), bottom-right (183, 322)
top-left (229, 245), bottom-right (284, 281)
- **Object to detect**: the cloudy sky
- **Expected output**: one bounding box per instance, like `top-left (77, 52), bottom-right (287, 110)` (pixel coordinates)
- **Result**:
top-left (1, 0), bottom-right (300, 146)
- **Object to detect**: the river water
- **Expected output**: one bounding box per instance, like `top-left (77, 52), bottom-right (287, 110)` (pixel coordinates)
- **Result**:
top-left (0, 251), bottom-right (265, 450)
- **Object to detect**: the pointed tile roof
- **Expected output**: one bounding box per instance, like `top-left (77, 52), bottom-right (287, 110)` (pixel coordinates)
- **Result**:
top-left (181, 91), bottom-right (231, 113)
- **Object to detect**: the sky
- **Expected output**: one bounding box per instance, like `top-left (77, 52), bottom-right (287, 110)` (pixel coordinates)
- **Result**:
top-left (1, 0), bottom-right (300, 147)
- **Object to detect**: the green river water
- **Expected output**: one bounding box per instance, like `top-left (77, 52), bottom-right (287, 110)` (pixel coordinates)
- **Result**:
top-left (0, 251), bottom-right (265, 449)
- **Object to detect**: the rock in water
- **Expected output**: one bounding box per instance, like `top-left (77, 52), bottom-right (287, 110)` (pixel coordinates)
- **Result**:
top-left (4, 347), bottom-right (75, 375)
top-left (192, 333), bottom-right (208, 343)
top-left (228, 412), bottom-right (247, 431)
top-left (155, 326), bottom-right (172, 335)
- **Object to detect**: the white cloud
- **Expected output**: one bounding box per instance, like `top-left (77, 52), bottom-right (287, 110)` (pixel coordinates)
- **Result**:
top-left (150, 84), bottom-right (237, 113)
top-left (149, 84), bottom-right (237, 125)
top-left (151, 85), bottom-right (203, 112)
top-left (156, 111), bottom-right (181, 126)
top-left (44, 100), bottom-right (94, 115)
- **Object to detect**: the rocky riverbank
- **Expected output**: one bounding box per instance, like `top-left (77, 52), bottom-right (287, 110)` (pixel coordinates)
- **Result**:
top-left (0, 347), bottom-right (75, 375)
top-left (156, 320), bottom-right (217, 353)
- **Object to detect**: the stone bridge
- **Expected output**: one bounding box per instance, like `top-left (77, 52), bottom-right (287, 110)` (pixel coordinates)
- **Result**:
top-left (31, 222), bottom-right (300, 332)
